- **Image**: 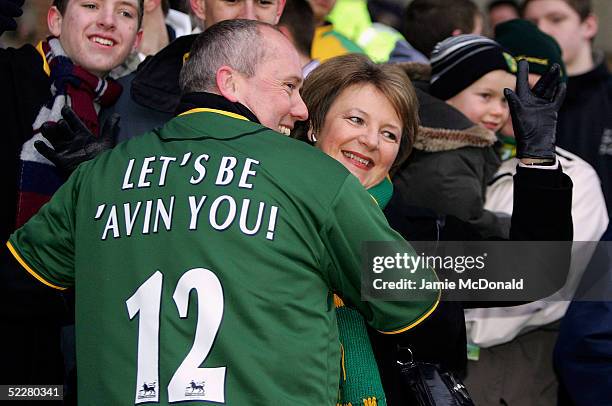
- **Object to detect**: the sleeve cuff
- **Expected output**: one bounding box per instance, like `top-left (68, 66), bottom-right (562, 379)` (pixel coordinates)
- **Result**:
top-left (6, 241), bottom-right (68, 291)
top-left (517, 158), bottom-right (559, 170)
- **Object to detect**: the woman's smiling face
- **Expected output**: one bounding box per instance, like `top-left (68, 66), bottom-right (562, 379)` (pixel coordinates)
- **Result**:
top-left (316, 83), bottom-right (403, 189)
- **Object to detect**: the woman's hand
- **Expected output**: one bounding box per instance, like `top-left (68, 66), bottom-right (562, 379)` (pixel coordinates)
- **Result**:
top-left (504, 59), bottom-right (566, 165)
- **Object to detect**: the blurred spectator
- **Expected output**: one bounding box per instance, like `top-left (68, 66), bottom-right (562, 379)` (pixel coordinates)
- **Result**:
top-left (0, 1), bottom-right (40, 48)
top-left (327, 0), bottom-right (371, 41)
top-left (554, 250), bottom-right (612, 406)
top-left (328, 0), bottom-right (425, 63)
top-left (278, 0), bottom-right (319, 76)
top-left (487, 0), bottom-right (520, 30)
top-left (307, 0), bottom-right (363, 62)
top-left (400, 0), bottom-right (482, 59)
top-left (169, 0), bottom-right (188, 12)
top-left (164, 1), bottom-right (191, 37)
top-left (136, 0), bottom-right (174, 59)
top-left (464, 19), bottom-right (608, 406)
top-left (112, 0), bottom-right (191, 78)
top-left (0, 0), bottom-right (23, 37)
top-left (368, 0), bottom-right (403, 30)
top-left (523, 0), bottom-right (612, 239)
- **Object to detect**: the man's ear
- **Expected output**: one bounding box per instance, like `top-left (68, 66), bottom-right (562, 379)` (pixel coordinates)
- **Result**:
top-left (47, 6), bottom-right (63, 37)
top-left (277, 25), bottom-right (292, 41)
top-left (190, 0), bottom-right (206, 22)
top-left (273, 0), bottom-right (287, 24)
top-left (132, 29), bottom-right (144, 52)
top-left (216, 66), bottom-right (241, 102)
top-left (581, 13), bottom-right (598, 42)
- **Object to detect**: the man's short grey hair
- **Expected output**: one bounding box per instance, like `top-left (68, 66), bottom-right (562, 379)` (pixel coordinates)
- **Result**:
top-left (180, 19), bottom-right (272, 94)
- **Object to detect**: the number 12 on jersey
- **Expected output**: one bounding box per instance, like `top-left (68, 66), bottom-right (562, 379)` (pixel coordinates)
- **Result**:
top-left (126, 268), bottom-right (226, 404)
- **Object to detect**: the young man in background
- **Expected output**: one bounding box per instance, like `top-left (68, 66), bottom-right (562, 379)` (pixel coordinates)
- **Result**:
top-left (523, 0), bottom-right (612, 240)
top-left (0, 0), bottom-right (143, 390)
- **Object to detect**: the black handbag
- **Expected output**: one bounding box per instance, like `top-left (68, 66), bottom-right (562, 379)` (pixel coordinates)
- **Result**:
top-left (396, 346), bottom-right (474, 406)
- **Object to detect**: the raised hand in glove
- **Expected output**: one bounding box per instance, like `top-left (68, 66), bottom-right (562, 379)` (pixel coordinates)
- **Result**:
top-left (35, 106), bottom-right (120, 175)
top-left (0, 0), bottom-right (24, 35)
top-left (504, 59), bottom-right (566, 164)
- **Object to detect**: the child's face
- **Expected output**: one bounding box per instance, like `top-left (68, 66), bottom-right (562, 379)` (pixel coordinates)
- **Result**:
top-left (446, 69), bottom-right (515, 133)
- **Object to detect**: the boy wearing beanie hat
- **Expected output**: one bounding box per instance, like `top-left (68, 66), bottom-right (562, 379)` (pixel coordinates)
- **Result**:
top-left (430, 34), bottom-right (517, 134)
top-left (463, 18), bottom-right (608, 406)
top-left (386, 32), bottom-right (570, 404)
top-left (392, 34), bottom-right (519, 239)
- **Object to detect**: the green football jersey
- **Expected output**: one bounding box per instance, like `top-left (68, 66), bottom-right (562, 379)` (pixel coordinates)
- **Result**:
top-left (9, 109), bottom-right (438, 405)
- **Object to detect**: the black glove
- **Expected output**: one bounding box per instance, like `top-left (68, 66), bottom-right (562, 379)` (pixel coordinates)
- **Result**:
top-left (0, 0), bottom-right (24, 35)
top-left (504, 59), bottom-right (566, 161)
top-left (35, 106), bottom-right (119, 175)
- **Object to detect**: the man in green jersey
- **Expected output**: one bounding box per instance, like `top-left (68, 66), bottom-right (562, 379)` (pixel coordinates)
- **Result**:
top-left (7, 20), bottom-right (438, 405)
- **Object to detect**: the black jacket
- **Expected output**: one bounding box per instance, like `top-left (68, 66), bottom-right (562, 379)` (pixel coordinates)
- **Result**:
top-left (369, 166), bottom-right (573, 405)
top-left (102, 34), bottom-right (198, 142)
top-left (0, 45), bottom-right (50, 244)
top-left (0, 44), bottom-right (69, 319)
top-left (556, 56), bottom-right (612, 238)
top-left (0, 44), bottom-right (67, 387)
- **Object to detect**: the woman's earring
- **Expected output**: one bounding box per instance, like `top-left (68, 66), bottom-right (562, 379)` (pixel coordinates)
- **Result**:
top-left (309, 132), bottom-right (317, 143)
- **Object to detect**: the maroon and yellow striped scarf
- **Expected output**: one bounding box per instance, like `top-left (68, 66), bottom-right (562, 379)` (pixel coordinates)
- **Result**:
top-left (15, 37), bottom-right (122, 227)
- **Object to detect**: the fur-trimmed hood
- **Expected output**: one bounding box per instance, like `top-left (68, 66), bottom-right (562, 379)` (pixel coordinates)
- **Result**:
top-left (394, 62), bottom-right (498, 152)
top-left (415, 124), bottom-right (497, 152)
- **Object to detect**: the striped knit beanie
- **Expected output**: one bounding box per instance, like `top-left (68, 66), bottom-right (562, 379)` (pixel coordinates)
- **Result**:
top-left (429, 34), bottom-right (516, 100)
